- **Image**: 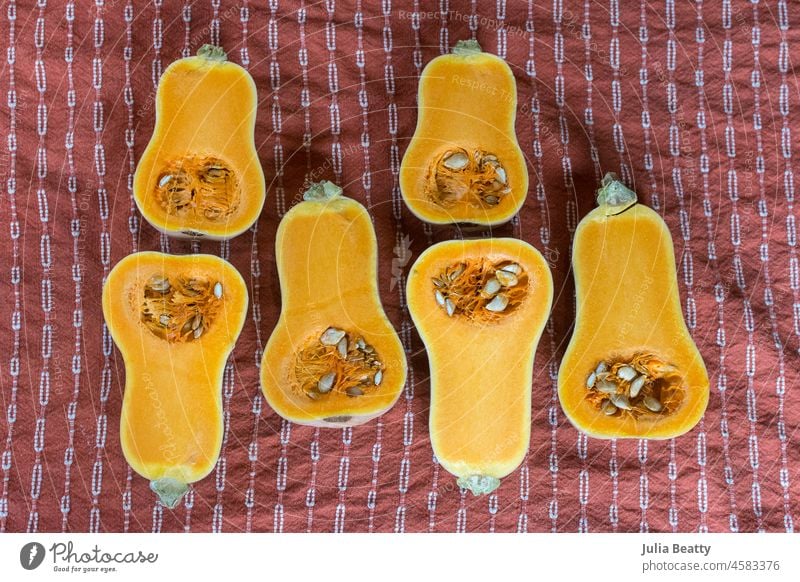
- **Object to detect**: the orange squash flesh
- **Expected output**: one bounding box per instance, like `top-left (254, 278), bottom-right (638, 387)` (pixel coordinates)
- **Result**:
top-left (558, 175), bottom-right (709, 439)
top-left (400, 40), bottom-right (527, 226)
top-left (407, 238), bottom-right (553, 494)
top-left (261, 182), bottom-right (407, 428)
top-left (134, 45), bottom-right (265, 240)
top-left (102, 251), bottom-right (248, 507)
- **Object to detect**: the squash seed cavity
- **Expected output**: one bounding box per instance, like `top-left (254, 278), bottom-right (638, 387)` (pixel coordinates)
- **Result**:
top-left (426, 148), bottom-right (511, 209)
top-left (585, 352), bottom-right (684, 418)
top-left (294, 327), bottom-right (385, 400)
top-left (156, 156), bottom-right (240, 221)
top-left (141, 274), bottom-right (223, 343)
top-left (431, 259), bottom-right (527, 322)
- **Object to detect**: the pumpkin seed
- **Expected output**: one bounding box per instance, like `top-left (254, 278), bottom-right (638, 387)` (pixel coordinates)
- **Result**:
top-left (629, 375), bottom-right (646, 398)
top-left (158, 175), bottom-right (173, 188)
top-left (159, 314), bottom-right (171, 326)
top-left (494, 166), bottom-right (507, 184)
top-left (442, 151), bottom-right (469, 170)
top-left (193, 326), bottom-right (203, 339)
top-left (346, 386), bottom-right (364, 397)
top-left (445, 298), bottom-right (456, 317)
top-left (484, 195), bottom-right (500, 205)
top-left (318, 372), bottom-right (336, 393)
top-left (374, 370), bottom-right (383, 386)
top-left (435, 290), bottom-right (446, 307)
top-left (320, 327), bottom-right (346, 346)
top-left (213, 282), bottom-right (223, 298)
top-left (610, 393), bottom-right (632, 410)
top-left (307, 391), bottom-right (321, 400)
top-left (481, 278), bottom-right (501, 297)
top-left (495, 269), bottom-right (518, 287)
top-left (643, 395), bottom-right (662, 412)
top-left (586, 371), bottom-right (597, 389)
top-left (356, 337), bottom-right (366, 350)
top-left (191, 314), bottom-right (202, 330)
top-left (595, 361), bottom-right (608, 375)
top-left (485, 294), bottom-right (509, 312)
top-left (617, 366), bottom-right (637, 381)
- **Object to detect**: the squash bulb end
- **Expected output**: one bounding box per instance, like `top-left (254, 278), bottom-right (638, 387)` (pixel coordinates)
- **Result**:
top-left (150, 478), bottom-right (190, 509)
top-left (457, 475), bottom-right (501, 496)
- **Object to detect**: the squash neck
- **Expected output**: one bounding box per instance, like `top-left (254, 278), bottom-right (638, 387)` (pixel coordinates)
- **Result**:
top-left (302, 180), bottom-right (344, 202)
top-left (596, 172), bottom-right (637, 216)
top-left (453, 39), bottom-right (482, 56)
top-left (197, 44), bottom-right (227, 62)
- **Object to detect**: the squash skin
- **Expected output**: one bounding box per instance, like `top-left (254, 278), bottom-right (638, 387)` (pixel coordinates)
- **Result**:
top-left (558, 184), bottom-right (709, 439)
top-left (261, 183), bottom-right (406, 428)
top-left (407, 238), bottom-right (553, 494)
top-left (400, 41), bottom-right (527, 226)
top-left (102, 251), bottom-right (248, 507)
top-left (134, 46), bottom-right (265, 240)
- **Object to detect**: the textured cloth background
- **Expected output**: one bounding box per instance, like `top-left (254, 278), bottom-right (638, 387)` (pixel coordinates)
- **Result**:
top-left (1, 0), bottom-right (799, 533)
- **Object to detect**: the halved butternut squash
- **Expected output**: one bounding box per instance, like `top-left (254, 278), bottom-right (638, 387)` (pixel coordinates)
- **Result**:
top-left (102, 251), bottom-right (248, 507)
top-left (261, 181), bottom-right (406, 428)
top-left (400, 39), bottom-right (527, 226)
top-left (558, 174), bottom-right (709, 439)
top-left (407, 238), bottom-right (553, 494)
top-left (134, 44), bottom-right (265, 240)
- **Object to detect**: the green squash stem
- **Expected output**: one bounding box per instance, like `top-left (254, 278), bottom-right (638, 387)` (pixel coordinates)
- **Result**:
top-left (596, 172), bottom-right (638, 216)
top-left (457, 474), bottom-right (501, 496)
top-left (150, 478), bottom-right (190, 509)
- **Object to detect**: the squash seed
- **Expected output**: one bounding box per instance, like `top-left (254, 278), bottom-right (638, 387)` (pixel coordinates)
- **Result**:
top-left (442, 151), bottom-right (469, 170)
top-left (192, 326), bottom-right (203, 339)
top-left (320, 327), bottom-right (346, 346)
top-left (374, 370), bottom-right (383, 386)
top-left (602, 400), bottom-right (618, 416)
top-left (346, 386), bottom-right (364, 397)
top-left (213, 282), bottom-right (223, 298)
top-left (481, 278), bottom-right (501, 297)
top-left (435, 290), bottom-right (446, 307)
top-left (158, 175), bottom-right (173, 188)
top-left (494, 167), bottom-right (507, 184)
top-left (149, 275), bottom-right (171, 293)
top-left (617, 365), bottom-right (637, 381)
top-left (445, 298), bottom-right (456, 317)
top-left (485, 294), bottom-right (509, 312)
top-left (484, 195), bottom-right (500, 205)
top-left (596, 379), bottom-right (617, 394)
top-left (336, 337), bottom-right (348, 358)
top-left (643, 395), bottom-right (663, 412)
top-left (610, 393), bottom-right (631, 410)
top-left (159, 314), bottom-right (171, 326)
top-left (500, 263), bottom-right (521, 275)
top-left (629, 375), bottom-right (646, 398)
top-left (494, 269), bottom-right (518, 287)
top-left (318, 372), bottom-right (336, 393)
top-left (586, 371), bottom-right (597, 389)
top-left (595, 361), bottom-right (608, 375)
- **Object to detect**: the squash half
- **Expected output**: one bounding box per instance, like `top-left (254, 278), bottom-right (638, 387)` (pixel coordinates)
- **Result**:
top-left (407, 238), bottom-right (553, 494)
top-left (261, 181), bottom-right (407, 428)
top-left (103, 251), bottom-right (248, 507)
top-left (558, 175), bottom-right (709, 439)
top-left (400, 40), bottom-right (527, 226)
top-left (134, 45), bottom-right (265, 240)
